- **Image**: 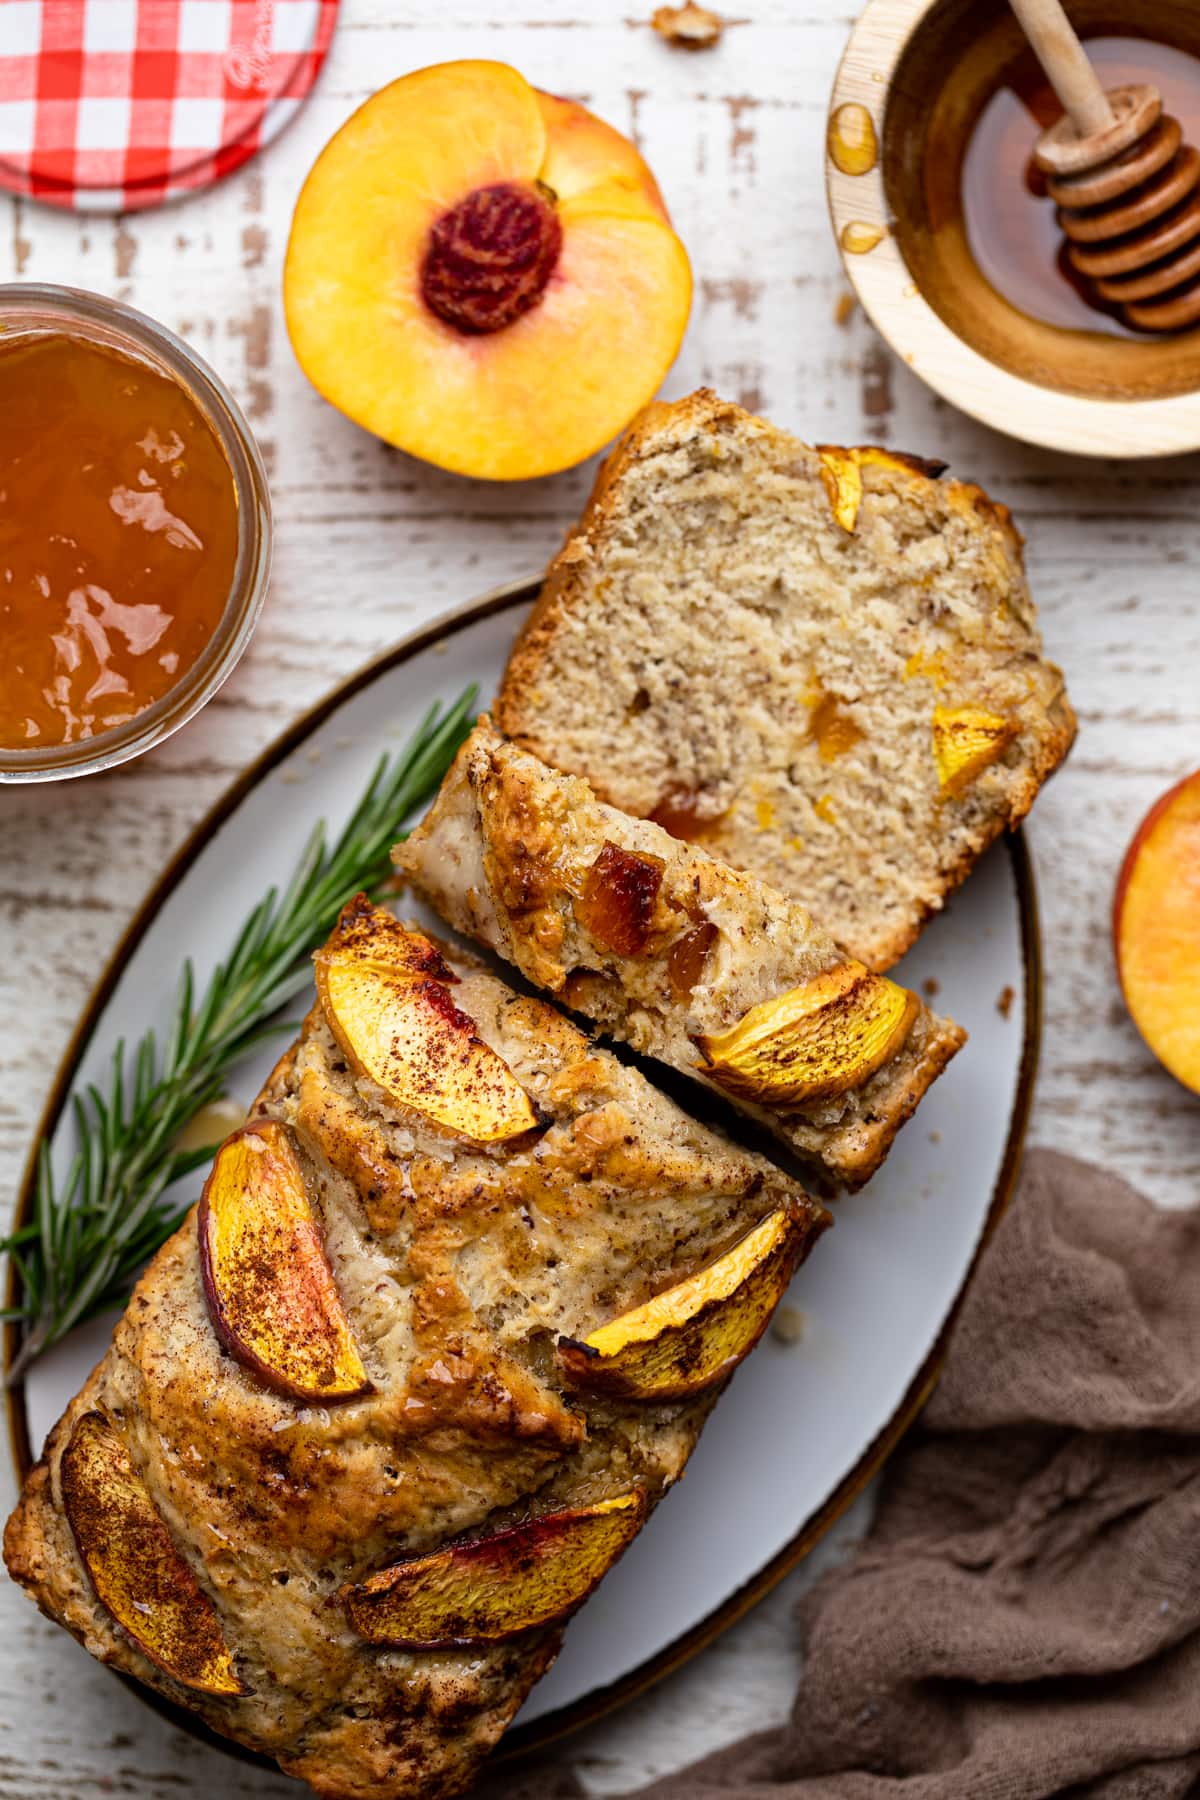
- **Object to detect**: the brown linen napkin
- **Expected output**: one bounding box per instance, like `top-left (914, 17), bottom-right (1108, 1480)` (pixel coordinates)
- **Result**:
top-left (490, 1148), bottom-right (1200, 1800)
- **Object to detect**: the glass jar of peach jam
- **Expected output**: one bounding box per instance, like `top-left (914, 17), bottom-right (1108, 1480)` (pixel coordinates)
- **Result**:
top-left (0, 285), bottom-right (271, 783)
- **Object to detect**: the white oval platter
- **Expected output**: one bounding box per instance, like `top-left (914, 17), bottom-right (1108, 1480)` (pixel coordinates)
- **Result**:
top-left (8, 580), bottom-right (1038, 1759)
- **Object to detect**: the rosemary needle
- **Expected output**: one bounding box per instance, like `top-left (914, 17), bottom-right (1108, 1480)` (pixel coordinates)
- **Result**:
top-left (2, 686), bottom-right (477, 1385)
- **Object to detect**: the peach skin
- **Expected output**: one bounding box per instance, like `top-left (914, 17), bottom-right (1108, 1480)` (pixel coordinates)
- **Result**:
top-left (1114, 771), bottom-right (1200, 1094)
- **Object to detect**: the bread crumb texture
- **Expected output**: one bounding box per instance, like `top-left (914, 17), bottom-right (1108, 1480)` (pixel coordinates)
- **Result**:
top-left (497, 390), bottom-right (1075, 970)
top-left (396, 721), bottom-right (965, 1193)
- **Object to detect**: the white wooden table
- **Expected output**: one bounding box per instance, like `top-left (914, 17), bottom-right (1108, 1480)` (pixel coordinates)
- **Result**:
top-left (3, 4), bottom-right (1198, 1794)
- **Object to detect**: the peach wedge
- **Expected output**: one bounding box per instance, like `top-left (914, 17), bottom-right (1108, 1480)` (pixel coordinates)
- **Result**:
top-left (1114, 770), bottom-right (1200, 1094)
top-left (316, 899), bottom-right (540, 1143)
top-left (817, 446), bottom-right (944, 533)
top-left (199, 1120), bottom-right (370, 1403)
top-left (284, 61), bottom-right (692, 479)
top-left (695, 963), bottom-right (919, 1106)
top-left (558, 1208), bottom-right (811, 1401)
top-left (61, 1411), bottom-right (244, 1695)
top-left (577, 842), bottom-right (665, 956)
top-left (343, 1492), bottom-right (646, 1647)
top-left (932, 705), bottom-right (1018, 798)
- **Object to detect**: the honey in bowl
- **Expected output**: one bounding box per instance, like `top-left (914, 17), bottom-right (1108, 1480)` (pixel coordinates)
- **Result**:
top-left (0, 331), bottom-right (239, 750)
top-left (962, 36), bottom-right (1200, 337)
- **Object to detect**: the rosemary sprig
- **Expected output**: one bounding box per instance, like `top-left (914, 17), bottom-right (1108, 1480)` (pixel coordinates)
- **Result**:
top-left (3, 686), bottom-right (477, 1384)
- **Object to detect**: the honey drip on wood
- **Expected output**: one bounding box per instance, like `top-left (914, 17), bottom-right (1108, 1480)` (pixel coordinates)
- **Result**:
top-left (962, 35), bottom-right (1200, 336)
top-left (841, 220), bottom-right (885, 256)
top-left (828, 104), bottom-right (879, 177)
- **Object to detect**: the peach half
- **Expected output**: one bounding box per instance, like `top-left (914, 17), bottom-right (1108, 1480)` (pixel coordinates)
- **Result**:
top-left (1114, 771), bottom-right (1200, 1094)
top-left (61, 1411), bottom-right (245, 1695)
top-left (558, 1207), bottom-right (816, 1401)
top-left (343, 1491), bottom-right (646, 1647)
top-left (316, 898), bottom-right (541, 1143)
top-left (199, 1120), bottom-right (370, 1403)
top-left (283, 61), bottom-right (692, 480)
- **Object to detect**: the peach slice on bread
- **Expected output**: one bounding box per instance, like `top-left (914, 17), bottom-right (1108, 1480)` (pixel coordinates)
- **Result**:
top-left (558, 1207), bottom-right (808, 1401)
top-left (284, 61), bottom-right (692, 480)
top-left (199, 1120), bottom-right (370, 1403)
top-left (343, 1492), bottom-right (646, 1647)
top-left (577, 842), bottom-right (665, 956)
top-left (816, 446), bottom-right (945, 533)
top-left (695, 963), bottom-right (920, 1106)
top-left (61, 1411), bottom-right (245, 1695)
top-left (315, 898), bottom-right (541, 1142)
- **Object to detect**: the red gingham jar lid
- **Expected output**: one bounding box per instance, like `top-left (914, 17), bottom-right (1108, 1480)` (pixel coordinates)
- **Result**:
top-left (0, 0), bottom-right (339, 212)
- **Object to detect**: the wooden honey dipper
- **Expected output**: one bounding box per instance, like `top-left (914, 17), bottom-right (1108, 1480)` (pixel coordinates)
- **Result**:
top-left (1011, 0), bottom-right (1200, 331)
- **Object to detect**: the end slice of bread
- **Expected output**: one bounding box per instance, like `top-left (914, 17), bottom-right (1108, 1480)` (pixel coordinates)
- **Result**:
top-left (395, 719), bottom-right (965, 1193)
top-left (496, 389), bottom-right (1075, 971)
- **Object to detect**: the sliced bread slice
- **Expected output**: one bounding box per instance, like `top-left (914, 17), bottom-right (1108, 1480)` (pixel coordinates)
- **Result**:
top-left (395, 719), bottom-right (966, 1192)
top-left (496, 389), bottom-right (1075, 971)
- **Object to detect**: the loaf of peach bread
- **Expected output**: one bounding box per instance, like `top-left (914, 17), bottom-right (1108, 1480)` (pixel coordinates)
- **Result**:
top-left (496, 389), bottom-right (1075, 971)
top-left (395, 719), bottom-right (965, 1192)
top-left (4, 900), bottom-right (827, 1800)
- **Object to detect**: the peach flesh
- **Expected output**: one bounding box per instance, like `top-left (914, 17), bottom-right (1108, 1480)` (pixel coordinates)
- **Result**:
top-left (557, 1207), bottom-right (818, 1402)
top-left (578, 842), bottom-right (665, 956)
top-left (315, 900), bottom-right (542, 1144)
top-left (283, 60), bottom-right (692, 481)
top-left (343, 1492), bottom-right (646, 1647)
top-left (695, 964), bottom-right (920, 1106)
top-left (61, 1411), bottom-right (244, 1695)
top-left (1114, 771), bottom-right (1200, 1093)
top-left (199, 1121), bottom-right (371, 1403)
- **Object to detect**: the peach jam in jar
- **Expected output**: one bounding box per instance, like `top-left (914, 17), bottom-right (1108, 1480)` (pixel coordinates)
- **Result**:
top-left (0, 286), bottom-right (270, 783)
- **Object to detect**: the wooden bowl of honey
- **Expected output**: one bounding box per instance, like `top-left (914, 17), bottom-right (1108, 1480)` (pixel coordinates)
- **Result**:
top-left (827, 0), bottom-right (1200, 455)
top-left (0, 285), bottom-right (271, 782)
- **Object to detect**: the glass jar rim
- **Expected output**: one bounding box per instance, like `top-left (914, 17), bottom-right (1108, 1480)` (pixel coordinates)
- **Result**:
top-left (0, 283), bottom-right (272, 783)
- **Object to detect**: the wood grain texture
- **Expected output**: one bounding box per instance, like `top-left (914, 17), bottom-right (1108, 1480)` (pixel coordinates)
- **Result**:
top-left (2, 1), bottom-right (1198, 1793)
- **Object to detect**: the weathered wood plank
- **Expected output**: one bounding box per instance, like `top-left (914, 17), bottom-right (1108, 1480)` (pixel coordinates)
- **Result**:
top-left (2, 0), bottom-right (1198, 1791)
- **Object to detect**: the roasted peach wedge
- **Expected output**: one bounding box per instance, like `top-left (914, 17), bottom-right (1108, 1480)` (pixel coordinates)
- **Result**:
top-left (343, 1492), bottom-right (646, 1648)
top-left (1114, 771), bottom-right (1200, 1094)
top-left (61, 1411), bottom-right (245, 1696)
top-left (199, 1120), bottom-right (370, 1403)
top-left (284, 61), bottom-right (692, 480)
top-left (316, 898), bottom-right (541, 1143)
top-left (695, 963), bottom-right (920, 1107)
top-left (577, 842), bottom-right (665, 957)
top-left (816, 446), bottom-right (946, 533)
top-left (558, 1207), bottom-right (814, 1401)
top-left (932, 705), bottom-right (1018, 798)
